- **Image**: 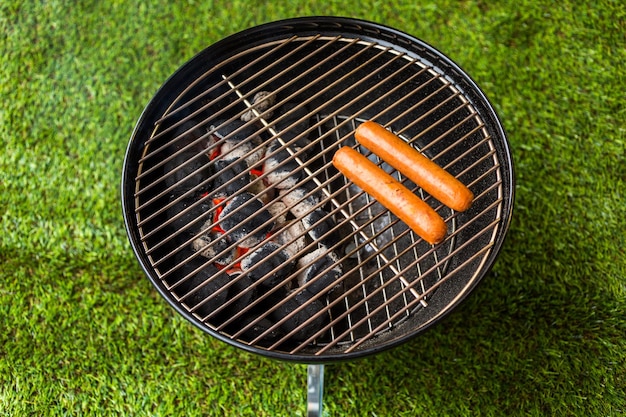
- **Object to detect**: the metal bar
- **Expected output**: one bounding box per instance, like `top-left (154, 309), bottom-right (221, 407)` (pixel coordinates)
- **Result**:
top-left (307, 365), bottom-right (324, 417)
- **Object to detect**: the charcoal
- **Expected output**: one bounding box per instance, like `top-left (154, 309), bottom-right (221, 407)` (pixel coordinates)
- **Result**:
top-left (240, 241), bottom-right (295, 288)
top-left (279, 186), bottom-right (339, 246)
top-left (263, 138), bottom-right (303, 189)
top-left (173, 256), bottom-right (229, 317)
top-left (223, 271), bottom-right (257, 313)
top-left (221, 140), bottom-right (254, 160)
top-left (212, 159), bottom-right (251, 197)
top-left (168, 120), bottom-right (210, 153)
top-left (271, 290), bottom-right (328, 342)
top-left (247, 170), bottom-right (273, 203)
top-left (273, 220), bottom-right (306, 257)
top-left (296, 248), bottom-right (343, 296)
top-left (220, 134), bottom-right (265, 167)
top-left (163, 151), bottom-right (211, 198)
top-left (279, 186), bottom-right (320, 218)
top-left (218, 192), bottom-right (274, 247)
top-left (191, 223), bottom-right (235, 265)
top-left (274, 102), bottom-right (312, 149)
top-left (166, 198), bottom-right (212, 244)
top-left (266, 201), bottom-right (288, 227)
top-left (211, 119), bottom-right (264, 166)
top-left (272, 129), bottom-right (311, 154)
top-left (241, 91), bottom-right (276, 122)
top-left (302, 208), bottom-right (340, 248)
top-left (211, 119), bottom-right (260, 144)
top-left (235, 315), bottom-right (283, 345)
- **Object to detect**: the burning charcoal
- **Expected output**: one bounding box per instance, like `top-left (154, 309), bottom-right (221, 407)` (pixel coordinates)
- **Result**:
top-left (163, 151), bottom-right (211, 198)
top-left (218, 192), bottom-right (274, 247)
top-left (240, 241), bottom-right (295, 288)
top-left (296, 248), bottom-right (342, 296)
top-left (221, 139), bottom-right (254, 161)
top-left (271, 290), bottom-right (328, 342)
top-left (173, 256), bottom-right (229, 318)
top-left (273, 220), bottom-right (307, 257)
top-left (212, 119), bottom-right (264, 166)
top-left (212, 159), bottom-right (251, 197)
top-left (247, 170), bottom-right (273, 204)
top-left (280, 187), bottom-right (339, 247)
top-left (263, 138), bottom-right (304, 189)
top-left (241, 91), bottom-right (276, 122)
top-left (191, 221), bottom-right (235, 266)
top-left (221, 135), bottom-right (265, 168)
top-left (211, 119), bottom-right (256, 143)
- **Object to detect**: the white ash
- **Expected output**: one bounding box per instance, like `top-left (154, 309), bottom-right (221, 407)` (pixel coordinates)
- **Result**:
top-left (247, 172), bottom-right (273, 204)
top-left (191, 219), bottom-right (213, 255)
top-left (191, 232), bottom-right (213, 257)
top-left (241, 91), bottom-right (276, 122)
top-left (273, 220), bottom-right (307, 257)
top-left (266, 201), bottom-right (288, 227)
top-left (220, 140), bottom-right (253, 161)
top-left (239, 234), bottom-right (267, 249)
top-left (279, 187), bottom-right (320, 218)
top-left (211, 119), bottom-right (264, 164)
top-left (222, 136), bottom-right (265, 168)
top-left (262, 138), bottom-right (304, 189)
top-left (263, 159), bottom-right (303, 189)
top-left (245, 138), bottom-right (266, 167)
top-left (191, 223), bottom-right (236, 265)
top-left (263, 165), bottom-right (301, 189)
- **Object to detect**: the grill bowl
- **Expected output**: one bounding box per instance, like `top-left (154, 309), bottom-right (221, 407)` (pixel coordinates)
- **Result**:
top-left (122, 17), bottom-right (514, 362)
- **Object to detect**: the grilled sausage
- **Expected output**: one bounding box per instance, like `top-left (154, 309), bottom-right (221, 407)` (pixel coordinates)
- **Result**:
top-left (355, 121), bottom-right (474, 212)
top-left (332, 146), bottom-right (447, 244)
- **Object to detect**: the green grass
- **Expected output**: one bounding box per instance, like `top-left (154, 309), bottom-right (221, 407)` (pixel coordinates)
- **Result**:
top-left (1, 1), bottom-right (625, 415)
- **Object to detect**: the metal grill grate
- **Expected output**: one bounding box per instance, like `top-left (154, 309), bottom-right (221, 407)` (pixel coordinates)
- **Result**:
top-left (127, 30), bottom-right (507, 358)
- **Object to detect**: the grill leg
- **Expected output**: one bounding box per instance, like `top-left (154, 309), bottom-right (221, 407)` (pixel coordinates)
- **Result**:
top-left (307, 364), bottom-right (324, 417)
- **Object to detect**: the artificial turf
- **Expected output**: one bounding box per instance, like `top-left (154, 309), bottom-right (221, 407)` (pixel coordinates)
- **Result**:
top-left (1, 1), bottom-right (625, 415)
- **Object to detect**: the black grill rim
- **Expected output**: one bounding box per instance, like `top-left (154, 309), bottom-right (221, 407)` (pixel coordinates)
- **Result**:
top-left (121, 16), bottom-right (515, 363)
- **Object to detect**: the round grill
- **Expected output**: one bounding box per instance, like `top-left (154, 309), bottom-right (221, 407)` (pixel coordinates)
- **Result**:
top-left (122, 17), bottom-right (514, 362)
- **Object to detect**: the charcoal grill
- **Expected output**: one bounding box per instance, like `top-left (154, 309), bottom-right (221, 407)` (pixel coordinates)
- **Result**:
top-left (122, 17), bottom-right (514, 415)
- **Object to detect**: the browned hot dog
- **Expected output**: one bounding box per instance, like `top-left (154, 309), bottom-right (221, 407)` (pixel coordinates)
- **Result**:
top-left (355, 121), bottom-right (474, 212)
top-left (332, 146), bottom-right (447, 244)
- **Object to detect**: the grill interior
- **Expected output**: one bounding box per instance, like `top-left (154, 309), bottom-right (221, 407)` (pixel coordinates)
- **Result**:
top-left (123, 19), bottom-right (513, 361)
